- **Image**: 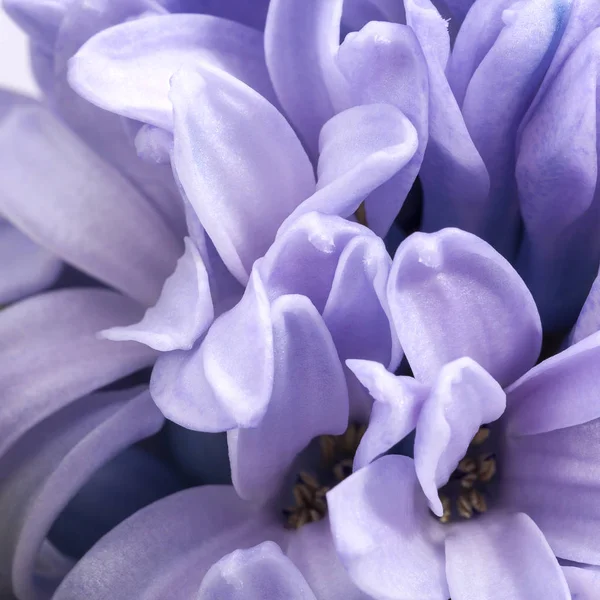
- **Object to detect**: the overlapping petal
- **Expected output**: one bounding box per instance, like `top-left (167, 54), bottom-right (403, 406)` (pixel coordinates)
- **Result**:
top-left (348, 360), bottom-right (427, 470)
top-left (388, 228), bottom-right (542, 387)
top-left (0, 288), bottom-right (156, 459)
top-left (69, 14), bottom-right (277, 131)
top-left (414, 358), bottom-right (505, 516)
top-left (0, 105), bottom-right (181, 305)
top-left (170, 67), bottom-right (315, 284)
top-left (516, 28), bottom-right (600, 330)
top-left (197, 542), bottom-right (318, 600)
top-left (445, 512), bottom-right (571, 600)
top-left (328, 455), bottom-right (447, 600)
top-left (102, 238), bottom-right (214, 352)
top-left (0, 388), bottom-right (164, 600)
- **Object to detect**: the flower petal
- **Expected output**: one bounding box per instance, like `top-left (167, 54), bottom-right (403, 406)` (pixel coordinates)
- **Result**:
top-left (410, 0), bottom-right (490, 237)
top-left (69, 14), bottom-right (277, 131)
top-left (446, 512), bottom-right (570, 600)
top-left (286, 519), bottom-right (371, 600)
top-left (505, 331), bottom-right (600, 436)
top-left (0, 220), bottom-right (62, 304)
top-left (515, 29), bottom-right (600, 330)
top-left (323, 235), bottom-right (399, 369)
top-left (458, 0), bottom-right (570, 254)
top-left (228, 294), bottom-right (348, 501)
top-left (198, 542), bottom-right (317, 600)
top-left (102, 238), bottom-right (214, 352)
top-left (0, 105), bottom-right (181, 306)
top-left (414, 358), bottom-right (506, 516)
top-left (151, 269), bottom-right (274, 431)
top-left (347, 360), bottom-right (428, 470)
top-left (335, 21), bottom-right (429, 234)
top-left (563, 566), bottom-right (600, 599)
top-left (389, 228), bottom-right (542, 387)
top-left (569, 273), bottom-right (600, 346)
top-left (0, 388), bottom-right (165, 600)
top-left (328, 455), bottom-right (448, 600)
top-left (170, 67), bottom-right (315, 284)
top-left (285, 103), bottom-right (417, 229)
top-left (501, 417), bottom-right (600, 565)
top-left (265, 0), bottom-right (343, 157)
top-left (53, 487), bottom-right (285, 600)
top-left (0, 288), bottom-right (156, 460)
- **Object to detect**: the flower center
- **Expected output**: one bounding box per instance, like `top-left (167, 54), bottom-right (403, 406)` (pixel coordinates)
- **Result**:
top-left (437, 426), bottom-right (497, 524)
top-left (283, 423), bottom-right (365, 529)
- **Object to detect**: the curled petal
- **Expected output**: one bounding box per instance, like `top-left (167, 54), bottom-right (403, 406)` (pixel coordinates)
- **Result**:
top-left (229, 294), bottom-right (347, 502)
top-left (328, 455), bottom-right (447, 600)
top-left (198, 542), bottom-right (317, 600)
top-left (170, 67), bottom-right (315, 284)
top-left (102, 238), bottom-right (214, 352)
top-left (388, 228), bottom-right (542, 387)
top-left (0, 289), bottom-right (156, 459)
top-left (151, 270), bottom-right (274, 431)
top-left (0, 105), bottom-right (180, 305)
top-left (54, 487), bottom-right (285, 600)
top-left (569, 274), bottom-right (600, 346)
top-left (265, 0), bottom-right (343, 157)
top-left (69, 14), bottom-right (277, 131)
top-left (563, 566), bottom-right (600, 599)
top-left (0, 389), bottom-right (164, 600)
top-left (348, 360), bottom-right (428, 470)
top-left (335, 21), bottom-right (429, 234)
top-left (414, 358), bottom-right (506, 516)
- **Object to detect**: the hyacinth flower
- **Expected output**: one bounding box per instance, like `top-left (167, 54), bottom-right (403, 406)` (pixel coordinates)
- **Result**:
top-left (321, 228), bottom-right (600, 599)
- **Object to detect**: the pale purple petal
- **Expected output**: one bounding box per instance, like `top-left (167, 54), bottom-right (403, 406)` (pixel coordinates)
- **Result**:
top-left (228, 294), bottom-right (347, 502)
top-left (0, 289), bottom-right (156, 459)
top-left (447, 0), bottom-right (515, 107)
top-left (563, 566), bottom-right (600, 599)
top-left (0, 389), bottom-right (164, 600)
top-left (265, 0), bottom-right (343, 157)
top-left (0, 220), bottom-right (62, 304)
top-left (0, 105), bottom-right (181, 306)
top-left (458, 0), bottom-right (570, 255)
top-left (198, 542), bottom-right (317, 600)
top-left (446, 512), bottom-right (570, 600)
top-left (262, 213), bottom-right (367, 314)
top-left (501, 417), bottom-right (600, 565)
top-left (335, 22), bottom-right (429, 234)
top-left (347, 360), bottom-right (428, 470)
top-left (53, 487), bottom-right (286, 600)
top-left (414, 358), bottom-right (505, 516)
top-left (170, 0), bottom-right (271, 30)
top-left (323, 235), bottom-right (400, 369)
top-left (515, 29), bottom-right (600, 330)
top-left (170, 67), bottom-right (315, 284)
top-left (285, 104), bottom-right (417, 227)
top-left (151, 269), bottom-right (274, 431)
top-left (569, 274), bottom-right (600, 346)
top-left (328, 455), bottom-right (448, 600)
top-left (411, 0), bottom-right (490, 237)
top-left (286, 519), bottom-right (371, 600)
top-left (102, 238), bottom-right (214, 352)
top-left (389, 228), bottom-right (542, 387)
top-left (69, 14), bottom-right (277, 131)
top-left (505, 331), bottom-right (600, 436)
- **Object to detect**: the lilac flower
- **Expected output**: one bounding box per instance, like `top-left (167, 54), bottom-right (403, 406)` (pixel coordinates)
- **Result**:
top-left (325, 228), bottom-right (600, 599)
